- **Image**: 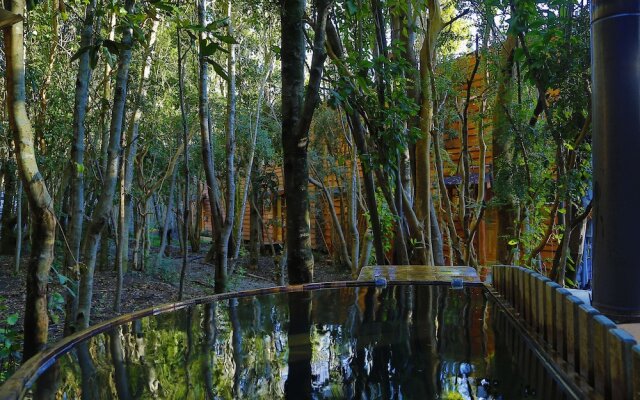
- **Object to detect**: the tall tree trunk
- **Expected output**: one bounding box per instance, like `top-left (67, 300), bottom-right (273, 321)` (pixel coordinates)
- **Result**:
top-left (197, 0), bottom-right (223, 269)
top-left (115, 16), bottom-right (159, 311)
top-left (281, 0), bottom-right (331, 283)
top-left (0, 158), bottom-right (16, 254)
top-left (249, 164), bottom-right (261, 269)
top-left (76, 0), bottom-right (135, 329)
top-left (64, 0), bottom-right (97, 332)
top-left (414, 0), bottom-right (444, 266)
top-left (3, 0), bottom-right (57, 359)
top-left (492, 34), bottom-right (518, 265)
top-left (215, 0), bottom-right (237, 293)
top-left (177, 20), bottom-right (191, 300)
top-left (233, 54), bottom-right (274, 258)
top-left (156, 160), bottom-right (178, 267)
top-left (13, 180), bottom-right (21, 274)
top-left (325, 17), bottom-right (386, 264)
top-left (34, 0), bottom-right (59, 154)
top-left (99, 10), bottom-right (117, 173)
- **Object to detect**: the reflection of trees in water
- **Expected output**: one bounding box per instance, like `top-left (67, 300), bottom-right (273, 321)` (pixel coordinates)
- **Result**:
top-left (32, 285), bottom-right (540, 399)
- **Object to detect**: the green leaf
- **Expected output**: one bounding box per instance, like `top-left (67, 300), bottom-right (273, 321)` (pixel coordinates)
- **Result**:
top-left (6, 314), bottom-right (18, 326)
top-left (70, 46), bottom-right (91, 63)
top-left (213, 34), bottom-right (238, 45)
top-left (102, 39), bottom-right (120, 56)
top-left (206, 58), bottom-right (229, 81)
top-left (508, 239), bottom-right (518, 246)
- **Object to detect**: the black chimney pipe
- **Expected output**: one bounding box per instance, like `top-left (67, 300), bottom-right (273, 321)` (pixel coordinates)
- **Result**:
top-left (591, 0), bottom-right (640, 321)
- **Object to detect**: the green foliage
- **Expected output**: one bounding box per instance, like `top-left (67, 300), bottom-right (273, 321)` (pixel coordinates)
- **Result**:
top-left (0, 297), bottom-right (22, 384)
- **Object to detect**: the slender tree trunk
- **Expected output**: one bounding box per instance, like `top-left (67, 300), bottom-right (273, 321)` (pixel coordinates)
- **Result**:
top-left (249, 165), bottom-right (261, 269)
top-left (492, 33), bottom-right (518, 264)
top-left (0, 158), bottom-right (16, 254)
top-left (13, 180), bottom-right (21, 274)
top-left (3, 0), bottom-right (57, 359)
top-left (233, 55), bottom-right (274, 258)
top-left (34, 0), bottom-right (59, 154)
top-left (99, 10), bottom-right (117, 173)
top-left (156, 164), bottom-right (177, 267)
top-left (76, 0), bottom-right (135, 329)
top-left (414, 0), bottom-right (443, 266)
top-left (197, 0), bottom-right (223, 270)
top-left (177, 21), bottom-right (190, 300)
top-left (115, 16), bottom-right (159, 311)
top-left (64, 0), bottom-right (97, 330)
top-left (215, 0), bottom-right (237, 293)
top-left (309, 175), bottom-right (352, 270)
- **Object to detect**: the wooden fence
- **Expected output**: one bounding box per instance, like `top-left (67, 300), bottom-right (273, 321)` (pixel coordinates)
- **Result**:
top-left (492, 265), bottom-right (640, 399)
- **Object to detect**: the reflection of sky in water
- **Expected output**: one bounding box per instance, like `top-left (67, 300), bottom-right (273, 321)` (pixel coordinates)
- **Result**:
top-left (23, 285), bottom-right (566, 399)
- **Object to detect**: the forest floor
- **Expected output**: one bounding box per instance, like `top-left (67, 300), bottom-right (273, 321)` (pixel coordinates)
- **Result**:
top-left (0, 242), bottom-right (352, 345)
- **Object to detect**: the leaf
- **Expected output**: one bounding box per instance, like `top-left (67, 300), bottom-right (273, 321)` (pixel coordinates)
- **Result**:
top-left (200, 41), bottom-right (216, 57)
top-left (6, 314), bottom-right (18, 326)
top-left (102, 39), bottom-right (120, 56)
top-left (213, 33), bottom-right (238, 45)
top-left (206, 58), bottom-right (229, 81)
top-left (70, 45), bottom-right (91, 63)
top-left (508, 239), bottom-right (518, 246)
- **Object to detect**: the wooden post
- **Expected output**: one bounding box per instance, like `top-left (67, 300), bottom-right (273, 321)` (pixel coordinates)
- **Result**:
top-left (632, 344), bottom-right (640, 400)
top-left (554, 287), bottom-right (571, 359)
top-left (564, 295), bottom-right (584, 371)
top-left (592, 314), bottom-right (616, 396)
top-left (517, 267), bottom-right (526, 316)
top-left (526, 270), bottom-right (537, 327)
top-left (534, 274), bottom-right (550, 337)
top-left (577, 304), bottom-right (599, 384)
top-left (509, 266), bottom-right (517, 305)
top-left (545, 281), bottom-right (560, 346)
top-left (607, 328), bottom-right (636, 399)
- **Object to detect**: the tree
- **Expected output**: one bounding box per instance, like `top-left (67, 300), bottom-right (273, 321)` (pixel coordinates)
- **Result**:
top-left (3, 0), bottom-right (57, 359)
top-left (281, 0), bottom-right (332, 283)
top-left (76, 0), bottom-right (136, 329)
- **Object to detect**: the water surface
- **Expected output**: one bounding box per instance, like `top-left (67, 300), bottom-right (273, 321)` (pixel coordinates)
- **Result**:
top-left (23, 284), bottom-right (570, 399)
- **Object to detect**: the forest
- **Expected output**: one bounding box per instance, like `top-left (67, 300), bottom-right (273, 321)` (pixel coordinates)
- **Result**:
top-left (0, 0), bottom-right (592, 387)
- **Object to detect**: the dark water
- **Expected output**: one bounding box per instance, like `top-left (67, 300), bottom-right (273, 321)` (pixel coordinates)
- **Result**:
top-left (25, 284), bottom-right (571, 399)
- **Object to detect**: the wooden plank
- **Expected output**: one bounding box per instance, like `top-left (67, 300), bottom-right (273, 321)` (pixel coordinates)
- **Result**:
top-left (577, 304), bottom-right (599, 383)
top-left (545, 281), bottom-right (561, 347)
top-left (535, 275), bottom-right (551, 337)
top-left (526, 270), bottom-right (536, 327)
top-left (593, 314), bottom-right (617, 397)
top-left (607, 328), bottom-right (636, 399)
top-left (517, 267), bottom-right (526, 315)
top-left (632, 345), bottom-right (640, 400)
top-left (495, 266), bottom-right (503, 295)
top-left (564, 295), bottom-right (584, 371)
top-left (507, 266), bottom-right (515, 304)
top-left (554, 288), bottom-right (571, 359)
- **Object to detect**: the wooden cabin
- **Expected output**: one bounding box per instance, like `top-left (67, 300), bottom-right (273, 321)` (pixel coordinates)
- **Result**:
top-left (200, 54), bottom-right (561, 270)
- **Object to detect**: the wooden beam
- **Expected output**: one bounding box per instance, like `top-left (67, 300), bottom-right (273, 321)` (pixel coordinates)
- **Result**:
top-left (0, 8), bottom-right (22, 29)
